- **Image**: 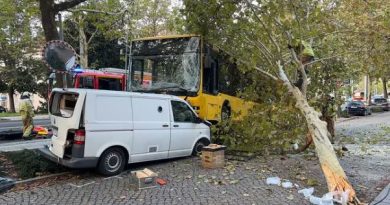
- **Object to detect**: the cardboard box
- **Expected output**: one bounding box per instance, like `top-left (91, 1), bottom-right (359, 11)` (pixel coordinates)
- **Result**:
top-left (201, 144), bottom-right (226, 169)
top-left (131, 168), bottom-right (158, 190)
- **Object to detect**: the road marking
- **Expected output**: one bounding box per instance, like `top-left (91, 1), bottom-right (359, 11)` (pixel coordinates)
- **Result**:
top-left (68, 181), bottom-right (96, 188)
top-left (103, 175), bottom-right (123, 180)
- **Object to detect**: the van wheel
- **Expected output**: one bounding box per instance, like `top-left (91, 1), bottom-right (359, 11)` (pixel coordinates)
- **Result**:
top-left (192, 139), bottom-right (210, 156)
top-left (97, 148), bottom-right (125, 176)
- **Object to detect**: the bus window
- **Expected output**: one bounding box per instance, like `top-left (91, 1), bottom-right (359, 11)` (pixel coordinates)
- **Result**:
top-left (98, 78), bottom-right (122, 91)
top-left (203, 57), bottom-right (218, 95)
top-left (218, 57), bottom-right (240, 96)
top-left (78, 76), bottom-right (94, 89)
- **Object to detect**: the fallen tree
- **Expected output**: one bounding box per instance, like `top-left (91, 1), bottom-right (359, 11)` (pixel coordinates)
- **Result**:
top-left (182, 0), bottom-right (359, 202)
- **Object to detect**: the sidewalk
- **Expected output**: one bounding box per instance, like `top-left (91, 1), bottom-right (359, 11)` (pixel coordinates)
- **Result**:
top-left (336, 116), bottom-right (358, 123)
top-left (0, 115), bottom-right (49, 121)
top-left (0, 139), bottom-right (50, 152)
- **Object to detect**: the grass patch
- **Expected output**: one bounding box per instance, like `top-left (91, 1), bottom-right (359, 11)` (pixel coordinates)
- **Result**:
top-left (4, 150), bottom-right (67, 179)
top-left (0, 112), bottom-right (20, 118)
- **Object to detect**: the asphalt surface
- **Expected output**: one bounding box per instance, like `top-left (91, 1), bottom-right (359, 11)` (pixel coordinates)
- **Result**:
top-left (0, 119), bottom-right (50, 133)
top-left (336, 111), bottom-right (390, 202)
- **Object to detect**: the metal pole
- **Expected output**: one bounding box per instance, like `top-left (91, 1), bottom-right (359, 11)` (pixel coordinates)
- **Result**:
top-left (124, 32), bottom-right (128, 85)
top-left (59, 13), bottom-right (64, 41)
top-left (128, 42), bottom-right (132, 92)
top-left (58, 13), bottom-right (67, 89)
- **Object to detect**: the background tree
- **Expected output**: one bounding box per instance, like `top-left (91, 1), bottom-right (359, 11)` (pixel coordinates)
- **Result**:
top-left (0, 0), bottom-right (46, 112)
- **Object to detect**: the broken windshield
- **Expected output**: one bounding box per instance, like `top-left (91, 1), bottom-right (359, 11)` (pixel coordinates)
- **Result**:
top-left (130, 36), bottom-right (200, 93)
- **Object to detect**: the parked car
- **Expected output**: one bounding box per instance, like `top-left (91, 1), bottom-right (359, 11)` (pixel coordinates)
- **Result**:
top-left (0, 106), bottom-right (6, 113)
top-left (372, 97), bottom-right (389, 111)
top-left (39, 88), bottom-right (211, 176)
top-left (346, 101), bottom-right (372, 116)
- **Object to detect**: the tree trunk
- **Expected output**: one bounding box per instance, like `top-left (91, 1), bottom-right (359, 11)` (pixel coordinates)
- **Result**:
top-left (368, 76), bottom-right (372, 105)
top-left (288, 84), bottom-right (356, 200)
top-left (7, 87), bottom-right (15, 113)
top-left (277, 64), bottom-right (356, 201)
top-left (79, 20), bottom-right (88, 68)
top-left (383, 77), bottom-right (388, 99)
top-left (39, 0), bottom-right (59, 41)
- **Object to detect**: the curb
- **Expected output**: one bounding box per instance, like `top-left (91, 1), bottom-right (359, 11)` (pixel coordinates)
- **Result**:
top-left (0, 115), bottom-right (49, 121)
top-left (336, 116), bottom-right (358, 123)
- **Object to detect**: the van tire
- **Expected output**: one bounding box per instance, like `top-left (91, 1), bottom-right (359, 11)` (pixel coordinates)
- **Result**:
top-left (192, 139), bottom-right (210, 156)
top-left (97, 148), bottom-right (126, 176)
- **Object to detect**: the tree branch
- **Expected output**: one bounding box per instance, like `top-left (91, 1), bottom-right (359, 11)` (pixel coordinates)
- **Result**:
top-left (213, 44), bottom-right (278, 81)
top-left (87, 29), bottom-right (98, 44)
top-left (68, 8), bottom-right (128, 15)
top-left (245, 0), bottom-right (282, 55)
top-left (54, 0), bottom-right (87, 12)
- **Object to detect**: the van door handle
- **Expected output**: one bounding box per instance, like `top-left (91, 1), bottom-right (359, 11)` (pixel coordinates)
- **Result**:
top-left (173, 125), bottom-right (179, 128)
top-left (162, 124), bottom-right (169, 127)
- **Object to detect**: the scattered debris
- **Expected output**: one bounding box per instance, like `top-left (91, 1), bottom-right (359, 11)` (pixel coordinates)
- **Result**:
top-left (298, 187), bottom-right (314, 198)
top-left (156, 178), bottom-right (167, 186)
top-left (131, 168), bottom-right (158, 190)
top-left (287, 194), bottom-right (295, 200)
top-left (266, 177), bottom-right (281, 185)
top-left (298, 187), bottom-right (350, 205)
top-left (307, 178), bottom-right (319, 186)
top-left (282, 181), bottom-right (293, 189)
top-left (201, 144), bottom-right (226, 169)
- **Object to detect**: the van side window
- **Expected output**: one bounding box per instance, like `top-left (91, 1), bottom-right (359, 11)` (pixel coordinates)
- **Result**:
top-left (98, 77), bottom-right (122, 91)
top-left (78, 76), bottom-right (94, 89)
top-left (171, 101), bottom-right (196, 123)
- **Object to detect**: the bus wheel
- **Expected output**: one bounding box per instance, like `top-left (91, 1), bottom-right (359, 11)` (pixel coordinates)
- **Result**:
top-left (221, 105), bottom-right (231, 121)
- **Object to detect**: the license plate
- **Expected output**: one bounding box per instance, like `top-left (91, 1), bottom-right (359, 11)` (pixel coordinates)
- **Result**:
top-left (351, 106), bottom-right (357, 108)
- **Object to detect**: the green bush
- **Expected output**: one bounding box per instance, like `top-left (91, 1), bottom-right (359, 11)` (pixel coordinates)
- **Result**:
top-left (4, 150), bottom-right (67, 179)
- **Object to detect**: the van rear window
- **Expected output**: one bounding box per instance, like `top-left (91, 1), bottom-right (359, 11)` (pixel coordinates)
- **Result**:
top-left (50, 92), bottom-right (79, 118)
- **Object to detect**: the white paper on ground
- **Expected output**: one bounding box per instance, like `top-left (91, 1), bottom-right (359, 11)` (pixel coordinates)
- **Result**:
top-left (266, 177), bottom-right (281, 185)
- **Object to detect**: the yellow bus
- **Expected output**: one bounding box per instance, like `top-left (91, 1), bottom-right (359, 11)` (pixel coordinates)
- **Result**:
top-left (129, 34), bottom-right (252, 123)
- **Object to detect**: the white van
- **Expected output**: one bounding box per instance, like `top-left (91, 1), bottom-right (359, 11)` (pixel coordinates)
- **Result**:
top-left (39, 88), bottom-right (211, 176)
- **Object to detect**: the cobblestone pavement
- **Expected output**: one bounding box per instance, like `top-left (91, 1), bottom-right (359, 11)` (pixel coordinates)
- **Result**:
top-left (0, 157), bottom-right (313, 205)
top-left (0, 112), bottom-right (389, 204)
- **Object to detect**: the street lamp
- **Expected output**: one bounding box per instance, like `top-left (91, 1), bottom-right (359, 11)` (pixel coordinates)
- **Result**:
top-left (118, 33), bottom-right (132, 92)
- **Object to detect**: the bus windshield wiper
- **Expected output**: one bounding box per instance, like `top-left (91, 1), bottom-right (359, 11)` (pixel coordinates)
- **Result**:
top-left (148, 86), bottom-right (188, 92)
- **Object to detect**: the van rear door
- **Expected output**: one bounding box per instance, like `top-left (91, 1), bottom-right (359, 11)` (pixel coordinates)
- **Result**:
top-left (49, 90), bottom-right (86, 158)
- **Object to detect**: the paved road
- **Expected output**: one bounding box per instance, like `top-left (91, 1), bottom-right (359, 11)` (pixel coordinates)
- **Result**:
top-left (336, 111), bottom-right (390, 202)
top-left (0, 119), bottom-right (50, 132)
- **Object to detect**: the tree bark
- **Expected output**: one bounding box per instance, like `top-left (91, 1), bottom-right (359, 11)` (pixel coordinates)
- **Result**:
top-left (289, 85), bottom-right (355, 200)
top-left (39, 0), bottom-right (59, 41)
top-left (7, 87), bottom-right (15, 113)
top-left (79, 17), bottom-right (88, 68)
top-left (278, 64), bottom-right (356, 201)
top-left (383, 77), bottom-right (388, 99)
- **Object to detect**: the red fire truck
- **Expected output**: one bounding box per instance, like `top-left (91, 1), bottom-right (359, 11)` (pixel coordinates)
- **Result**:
top-left (73, 68), bottom-right (127, 91)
